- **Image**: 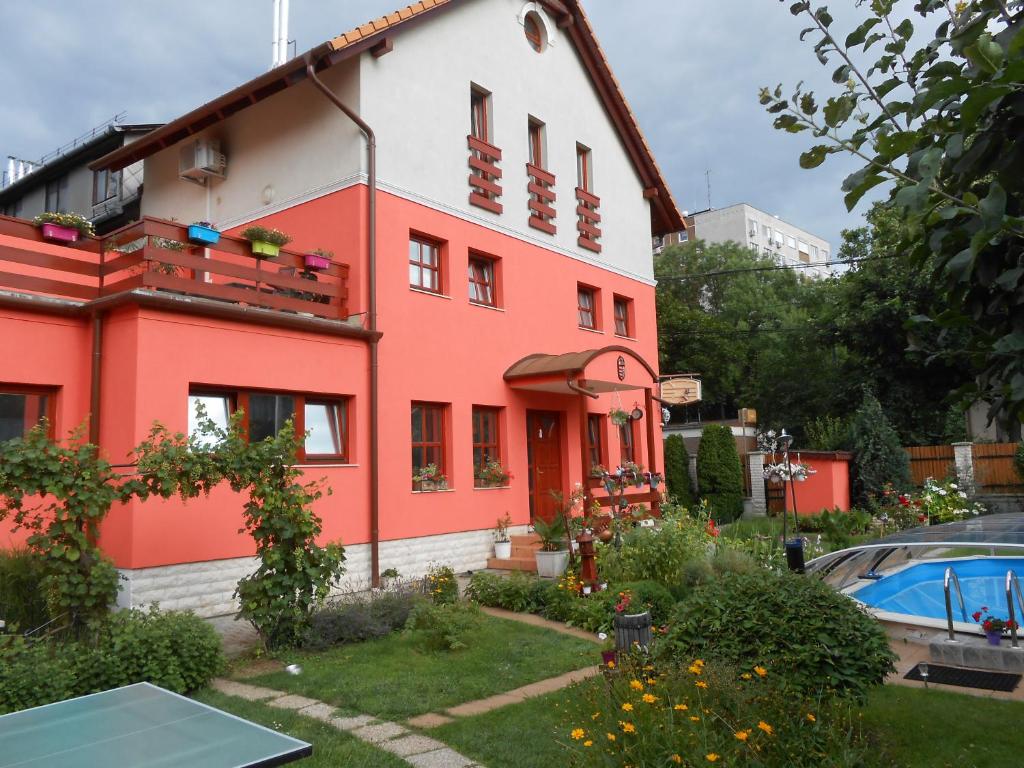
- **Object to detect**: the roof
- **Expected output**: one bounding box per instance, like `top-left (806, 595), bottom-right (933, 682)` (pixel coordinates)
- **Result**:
top-left (92, 0), bottom-right (683, 235)
top-left (504, 345), bottom-right (658, 382)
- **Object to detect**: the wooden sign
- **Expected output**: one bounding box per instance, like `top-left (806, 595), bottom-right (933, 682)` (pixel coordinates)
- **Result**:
top-left (616, 356), bottom-right (626, 381)
top-left (660, 377), bottom-right (701, 405)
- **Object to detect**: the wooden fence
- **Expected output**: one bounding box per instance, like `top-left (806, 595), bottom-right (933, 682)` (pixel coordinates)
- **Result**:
top-left (973, 443), bottom-right (1023, 493)
top-left (905, 445), bottom-right (955, 487)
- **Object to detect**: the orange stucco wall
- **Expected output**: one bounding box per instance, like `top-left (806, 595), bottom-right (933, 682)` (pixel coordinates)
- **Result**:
top-left (777, 452), bottom-right (852, 515)
top-left (1, 184), bottom-right (663, 569)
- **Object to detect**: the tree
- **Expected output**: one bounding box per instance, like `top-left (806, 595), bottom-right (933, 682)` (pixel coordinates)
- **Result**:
top-left (850, 390), bottom-right (912, 503)
top-left (664, 434), bottom-right (695, 508)
top-left (696, 424), bottom-right (745, 522)
top-left (762, 0), bottom-right (1024, 428)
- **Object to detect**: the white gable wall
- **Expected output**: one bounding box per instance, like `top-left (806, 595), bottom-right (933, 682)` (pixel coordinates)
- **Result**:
top-left (359, 0), bottom-right (655, 280)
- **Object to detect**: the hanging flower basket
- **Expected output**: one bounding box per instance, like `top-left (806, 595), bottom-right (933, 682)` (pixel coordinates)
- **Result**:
top-left (609, 408), bottom-right (630, 427)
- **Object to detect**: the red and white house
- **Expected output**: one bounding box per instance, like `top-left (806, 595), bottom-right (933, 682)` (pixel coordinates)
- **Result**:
top-left (0, 0), bottom-right (683, 615)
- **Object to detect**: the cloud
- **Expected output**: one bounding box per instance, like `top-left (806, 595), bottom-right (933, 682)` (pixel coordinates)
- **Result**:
top-left (0, 0), bottom-right (884, 248)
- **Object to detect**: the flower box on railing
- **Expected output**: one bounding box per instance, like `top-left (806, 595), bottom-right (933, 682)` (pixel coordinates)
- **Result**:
top-left (40, 224), bottom-right (80, 244)
top-left (250, 240), bottom-right (281, 259)
top-left (303, 252), bottom-right (332, 271)
top-left (187, 223), bottom-right (220, 246)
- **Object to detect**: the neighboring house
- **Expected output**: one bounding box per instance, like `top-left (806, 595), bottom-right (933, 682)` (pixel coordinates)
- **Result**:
top-left (652, 217), bottom-right (694, 255)
top-left (0, 0), bottom-right (683, 616)
top-left (655, 203), bottom-right (832, 279)
top-left (1, 119), bottom-right (161, 235)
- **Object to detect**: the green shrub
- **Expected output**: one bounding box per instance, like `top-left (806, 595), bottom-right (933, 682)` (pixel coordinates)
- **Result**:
top-left (565, 655), bottom-right (868, 768)
top-left (663, 435), bottom-right (694, 507)
top-left (424, 564), bottom-right (459, 605)
top-left (0, 607), bottom-right (224, 714)
top-left (304, 588), bottom-right (423, 649)
top-left (696, 424), bottom-right (744, 523)
top-left (850, 390), bottom-right (911, 504)
top-left (464, 571), bottom-right (550, 613)
top-left (616, 581), bottom-right (676, 625)
top-left (405, 601), bottom-right (481, 651)
top-left (558, 590), bottom-right (617, 634)
top-left (0, 548), bottom-right (49, 632)
top-left (709, 547), bottom-right (758, 577)
top-left (596, 508), bottom-right (714, 588)
top-left (657, 572), bottom-right (895, 700)
top-left (804, 415), bottom-right (851, 451)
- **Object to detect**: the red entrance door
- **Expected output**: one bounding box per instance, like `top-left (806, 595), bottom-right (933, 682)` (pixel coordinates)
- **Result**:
top-left (527, 410), bottom-right (562, 522)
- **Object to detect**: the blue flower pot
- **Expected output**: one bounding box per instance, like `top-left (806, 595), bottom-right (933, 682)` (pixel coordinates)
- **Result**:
top-left (187, 224), bottom-right (220, 246)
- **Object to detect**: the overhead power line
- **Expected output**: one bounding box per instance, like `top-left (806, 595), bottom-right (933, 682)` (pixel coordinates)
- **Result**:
top-left (654, 252), bottom-right (902, 281)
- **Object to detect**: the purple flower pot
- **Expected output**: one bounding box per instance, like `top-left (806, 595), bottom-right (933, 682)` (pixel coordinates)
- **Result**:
top-left (986, 630), bottom-right (1002, 646)
top-left (601, 650), bottom-right (617, 666)
top-left (303, 253), bottom-right (332, 271)
top-left (40, 223), bottom-right (80, 244)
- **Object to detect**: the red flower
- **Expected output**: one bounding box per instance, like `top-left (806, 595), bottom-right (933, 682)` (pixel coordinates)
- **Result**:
top-left (973, 611), bottom-right (982, 622)
top-left (983, 620), bottom-right (994, 632)
top-left (706, 520), bottom-right (720, 538)
top-left (917, 514), bottom-right (927, 522)
top-left (914, 500), bottom-right (923, 508)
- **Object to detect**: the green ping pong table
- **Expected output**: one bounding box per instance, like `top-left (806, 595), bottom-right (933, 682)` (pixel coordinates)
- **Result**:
top-left (0, 682), bottom-right (312, 767)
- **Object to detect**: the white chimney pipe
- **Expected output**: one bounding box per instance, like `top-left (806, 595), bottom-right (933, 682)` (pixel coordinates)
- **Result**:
top-left (5, 157), bottom-right (14, 187)
top-left (279, 0), bottom-right (290, 64)
top-left (271, 0), bottom-right (281, 68)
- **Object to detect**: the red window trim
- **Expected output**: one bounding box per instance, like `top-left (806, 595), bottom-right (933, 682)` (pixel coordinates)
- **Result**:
top-left (0, 384), bottom-right (57, 440)
top-left (576, 143), bottom-right (592, 193)
top-left (187, 387), bottom-right (349, 463)
top-left (613, 295), bottom-right (632, 338)
top-left (468, 254), bottom-right (497, 307)
top-left (619, 420), bottom-right (637, 465)
top-left (524, 12), bottom-right (543, 52)
top-left (587, 413), bottom-right (607, 470)
top-left (411, 401), bottom-right (447, 484)
top-left (409, 234), bottom-right (443, 295)
top-left (472, 406), bottom-right (502, 485)
top-left (577, 284), bottom-right (598, 330)
top-left (471, 86), bottom-right (490, 144)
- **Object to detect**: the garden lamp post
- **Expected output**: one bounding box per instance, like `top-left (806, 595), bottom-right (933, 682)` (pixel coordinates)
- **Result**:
top-left (779, 430), bottom-right (805, 573)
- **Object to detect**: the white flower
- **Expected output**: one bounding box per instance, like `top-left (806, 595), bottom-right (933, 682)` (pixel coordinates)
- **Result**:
top-left (937, 489), bottom-right (947, 496)
top-left (598, 632), bottom-right (608, 641)
top-left (958, 491), bottom-right (967, 499)
top-left (950, 483), bottom-right (958, 489)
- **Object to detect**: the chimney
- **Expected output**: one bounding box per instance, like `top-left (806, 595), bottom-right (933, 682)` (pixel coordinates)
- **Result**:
top-left (271, 0), bottom-right (290, 69)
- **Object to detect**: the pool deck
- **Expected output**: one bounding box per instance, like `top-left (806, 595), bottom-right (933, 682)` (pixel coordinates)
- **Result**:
top-left (883, 621), bottom-right (1024, 701)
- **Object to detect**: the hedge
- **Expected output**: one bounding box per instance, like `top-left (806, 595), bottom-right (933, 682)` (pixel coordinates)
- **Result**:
top-left (696, 424), bottom-right (744, 522)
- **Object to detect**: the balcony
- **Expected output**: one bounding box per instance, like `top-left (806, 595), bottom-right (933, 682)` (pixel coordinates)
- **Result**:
top-left (467, 135), bottom-right (503, 214)
top-left (576, 187), bottom-right (602, 253)
top-left (526, 163), bottom-right (556, 235)
top-left (0, 215), bottom-right (363, 336)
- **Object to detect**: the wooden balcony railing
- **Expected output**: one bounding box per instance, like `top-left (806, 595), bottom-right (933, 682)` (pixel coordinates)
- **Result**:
top-left (0, 215), bottom-right (349, 323)
top-left (576, 187), bottom-right (602, 253)
top-left (526, 163), bottom-right (556, 235)
top-left (467, 135), bottom-right (503, 214)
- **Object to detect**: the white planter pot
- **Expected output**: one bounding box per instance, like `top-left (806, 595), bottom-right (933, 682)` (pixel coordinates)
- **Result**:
top-left (535, 549), bottom-right (570, 578)
top-left (494, 540), bottom-right (512, 559)
top-left (582, 585), bottom-right (592, 595)
top-left (570, 540), bottom-right (580, 554)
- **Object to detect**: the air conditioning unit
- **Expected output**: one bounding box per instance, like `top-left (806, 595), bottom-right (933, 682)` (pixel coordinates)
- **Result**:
top-left (179, 139), bottom-right (226, 185)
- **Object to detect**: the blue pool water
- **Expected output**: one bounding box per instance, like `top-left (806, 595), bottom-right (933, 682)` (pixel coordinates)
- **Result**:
top-left (853, 558), bottom-right (1024, 622)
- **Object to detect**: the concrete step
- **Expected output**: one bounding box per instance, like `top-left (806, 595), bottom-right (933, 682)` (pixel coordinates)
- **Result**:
top-left (486, 556), bottom-right (537, 573)
top-left (510, 534), bottom-right (540, 546)
top-left (929, 631), bottom-right (1024, 673)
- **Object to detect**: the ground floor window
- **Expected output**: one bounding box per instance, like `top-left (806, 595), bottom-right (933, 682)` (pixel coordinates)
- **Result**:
top-left (0, 387), bottom-right (54, 442)
top-left (473, 406), bottom-right (508, 486)
top-left (412, 402), bottom-right (447, 490)
top-left (188, 389), bottom-right (349, 461)
top-left (587, 413), bottom-right (606, 471)
top-left (618, 421), bottom-right (636, 465)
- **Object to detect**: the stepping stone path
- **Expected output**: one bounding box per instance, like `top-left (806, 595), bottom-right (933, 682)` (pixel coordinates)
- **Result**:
top-left (210, 679), bottom-right (486, 767)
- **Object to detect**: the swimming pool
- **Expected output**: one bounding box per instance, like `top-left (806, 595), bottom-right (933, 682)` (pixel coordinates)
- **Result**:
top-left (852, 557), bottom-right (1024, 623)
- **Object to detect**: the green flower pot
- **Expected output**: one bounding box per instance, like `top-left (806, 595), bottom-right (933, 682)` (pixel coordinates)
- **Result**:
top-left (250, 240), bottom-right (281, 259)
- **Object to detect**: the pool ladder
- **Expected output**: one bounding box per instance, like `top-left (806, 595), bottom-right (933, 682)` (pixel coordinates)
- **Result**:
top-left (943, 566), bottom-right (967, 642)
top-left (1007, 571), bottom-right (1024, 650)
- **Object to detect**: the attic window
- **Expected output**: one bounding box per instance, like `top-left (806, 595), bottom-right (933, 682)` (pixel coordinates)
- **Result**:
top-left (524, 11), bottom-right (546, 52)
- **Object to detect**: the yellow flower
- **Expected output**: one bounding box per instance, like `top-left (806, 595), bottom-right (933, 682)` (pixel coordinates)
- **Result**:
top-left (643, 665), bottom-right (655, 671)
top-left (606, 660), bottom-right (616, 669)
top-left (758, 721), bottom-right (774, 736)
top-left (735, 729), bottom-right (751, 742)
top-left (955, 0), bottom-right (967, 11)
top-left (754, 666), bottom-right (768, 678)
top-left (706, 754), bottom-right (720, 762)
top-left (571, 728), bottom-right (586, 740)
top-left (671, 756), bottom-right (683, 765)
top-left (695, 681), bottom-right (708, 689)
top-left (689, 716), bottom-right (700, 722)
top-left (740, 673), bottom-right (752, 680)
top-left (688, 664), bottom-right (703, 675)
top-left (621, 703), bottom-right (634, 712)
top-left (592, 712), bottom-right (601, 720)
top-left (674, 703), bottom-right (689, 711)
top-left (629, 679), bottom-right (644, 691)
top-left (806, 713), bottom-right (816, 722)
top-left (641, 693), bottom-right (658, 704)
top-left (621, 722), bottom-right (636, 734)
top-left (583, 740), bottom-right (593, 747)
top-left (646, 678), bottom-right (658, 685)
top-left (606, 733), bottom-right (616, 742)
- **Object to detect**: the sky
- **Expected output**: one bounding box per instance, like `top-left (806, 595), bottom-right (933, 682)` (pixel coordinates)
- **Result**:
top-left (0, 1), bottom-right (886, 251)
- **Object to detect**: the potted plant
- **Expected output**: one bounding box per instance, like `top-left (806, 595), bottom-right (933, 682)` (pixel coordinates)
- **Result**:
top-left (303, 248), bottom-right (333, 271)
top-left (597, 632), bottom-right (616, 666)
top-left (33, 212), bottom-right (94, 244)
top-left (475, 458), bottom-right (511, 488)
top-left (532, 513), bottom-right (569, 578)
top-left (240, 225), bottom-right (291, 259)
top-left (413, 463), bottom-right (447, 492)
top-left (590, 464), bottom-right (607, 479)
top-left (609, 407), bottom-right (630, 427)
top-left (493, 512), bottom-right (512, 559)
top-left (187, 221), bottom-right (220, 246)
top-left (973, 608), bottom-right (1017, 645)
top-left (612, 590), bottom-right (653, 652)
top-left (621, 461), bottom-right (644, 488)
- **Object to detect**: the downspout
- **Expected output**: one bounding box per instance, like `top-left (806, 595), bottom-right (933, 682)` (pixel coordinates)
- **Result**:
top-left (89, 314), bottom-right (103, 445)
top-left (305, 56), bottom-right (381, 587)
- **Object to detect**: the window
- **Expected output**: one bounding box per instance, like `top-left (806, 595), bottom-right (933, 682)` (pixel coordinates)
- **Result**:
top-left (409, 235), bottom-right (442, 293)
top-left (619, 421), bottom-right (636, 465)
top-left (576, 144), bottom-right (592, 192)
top-left (470, 86), bottom-right (491, 143)
top-left (587, 414), bottom-right (606, 470)
top-left (798, 240), bottom-right (809, 253)
top-left (1, 199), bottom-right (22, 218)
top-left (762, 224), bottom-right (771, 239)
top-left (679, 229), bottom-right (689, 242)
top-left (748, 219), bottom-right (758, 237)
top-left (810, 245), bottom-right (819, 261)
top-left (468, 254), bottom-right (496, 307)
top-left (187, 389), bottom-right (348, 461)
top-left (411, 402), bottom-right (446, 484)
top-left (524, 11), bottom-right (545, 52)
top-left (613, 296), bottom-right (631, 337)
top-left (0, 388), bottom-right (53, 442)
top-left (822, 250), bottom-right (830, 263)
top-left (773, 230), bottom-right (783, 246)
top-left (528, 118), bottom-right (545, 169)
top-left (472, 406), bottom-right (502, 484)
top-left (577, 285), bottom-right (596, 329)
top-left (44, 176), bottom-right (69, 213)
top-left (786, 235), bottom-right (797, 249)
top-left (93, 169), bottom-right (119, 205)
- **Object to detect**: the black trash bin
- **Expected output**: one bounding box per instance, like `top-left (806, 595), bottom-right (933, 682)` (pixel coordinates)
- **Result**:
top-left (785, 538), bottom-right (805, 573)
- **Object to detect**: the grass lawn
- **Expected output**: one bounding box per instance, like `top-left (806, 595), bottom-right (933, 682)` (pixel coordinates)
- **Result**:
top-left (864, 686), bottom-right (1024, 768)
top-left (193, 689), bottom-right (407, 768)
top-left (244, 613), bottom-right (595, 720)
